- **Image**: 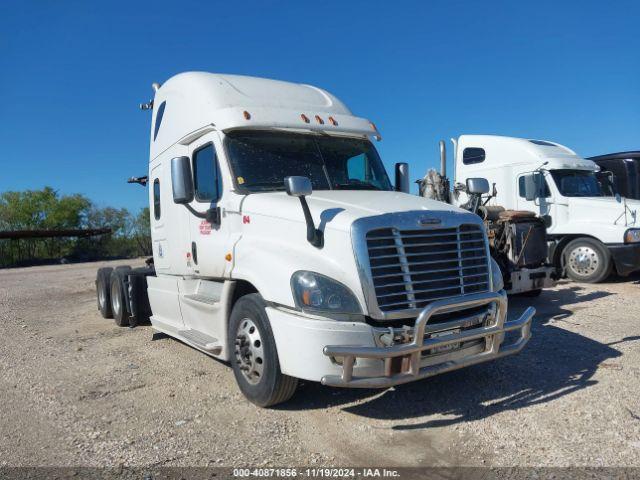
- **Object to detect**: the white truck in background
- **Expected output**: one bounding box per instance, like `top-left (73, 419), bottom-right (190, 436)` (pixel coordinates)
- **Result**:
top-left (451, 135), bottom-right (640, 283)
top-left (95, 73), bottom-right (535, 407)
top-left (420, 142), bottom-right (556, 296)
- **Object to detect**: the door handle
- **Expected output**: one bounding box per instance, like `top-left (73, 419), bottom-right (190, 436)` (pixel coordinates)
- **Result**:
top-left (191, 241), bottom-right (198, 265)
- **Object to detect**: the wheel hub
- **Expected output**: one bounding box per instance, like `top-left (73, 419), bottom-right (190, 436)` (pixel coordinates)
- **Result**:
top-left (568, 246), bottom-right (599, 276)
top-left (234, 318), bottom-right (264, 385)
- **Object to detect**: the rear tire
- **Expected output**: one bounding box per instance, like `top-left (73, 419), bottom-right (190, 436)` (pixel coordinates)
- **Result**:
top-left (563, 238), bottom-right (612, 283)
top-left (228, 293), bottom-right (298, 407)
top-left (96, 268), bottom-right (113, 318)
top-left (110, 267), bottom-right (131, 327)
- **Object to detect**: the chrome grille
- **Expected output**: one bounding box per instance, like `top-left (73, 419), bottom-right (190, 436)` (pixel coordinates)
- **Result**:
top-left (366, 224), bottom-right (490, 312)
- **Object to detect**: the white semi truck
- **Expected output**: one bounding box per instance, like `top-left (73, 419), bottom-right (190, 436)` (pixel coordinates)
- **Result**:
top-left (95, 73), bottom-right (535, 407)
top-left (420, 143), bottom-right (557, 296)
top-left (451, 135), bottom-right (640, 283)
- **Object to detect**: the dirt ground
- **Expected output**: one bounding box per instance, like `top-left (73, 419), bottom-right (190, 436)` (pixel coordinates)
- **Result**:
top-left (1, 259), bottom-right (639, 468)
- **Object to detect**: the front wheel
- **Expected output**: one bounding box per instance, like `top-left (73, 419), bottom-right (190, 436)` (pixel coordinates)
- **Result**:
top-left (228, 293), bottom-right (298, 407)
top-left (563, 238), bottom-right (612, 283)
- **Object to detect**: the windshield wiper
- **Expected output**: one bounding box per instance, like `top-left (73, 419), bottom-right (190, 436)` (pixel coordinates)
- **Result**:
top-left (333, 182), bottom-right (381, 191)
top-left (242, 181), bottom-right (286, 192)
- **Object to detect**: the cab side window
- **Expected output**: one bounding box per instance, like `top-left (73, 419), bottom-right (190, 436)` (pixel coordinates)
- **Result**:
top-left (347, 154), bottom-right (367, 180)
top-left (193, 143), bottom-right (222, 202)
top-left (462, 147), bottom-right (486, 165)
top-left (345, 153), bottom-right (386, 188)
top-left (153, 178), bottom-right (161, 219)
top-left (153, 102), bottom-right (166, 141)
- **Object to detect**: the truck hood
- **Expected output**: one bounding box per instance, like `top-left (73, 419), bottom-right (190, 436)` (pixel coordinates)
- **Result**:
top-left (566, 196), bottom-right (639, 227)
top-left (241, 190), bottom-right (467, 231)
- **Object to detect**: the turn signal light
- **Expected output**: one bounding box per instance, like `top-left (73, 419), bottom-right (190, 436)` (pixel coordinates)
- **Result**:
top-left (302, 290), bottom-right (311, 305)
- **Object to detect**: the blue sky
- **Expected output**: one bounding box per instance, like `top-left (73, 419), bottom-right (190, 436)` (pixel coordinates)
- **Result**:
top-left (1, 0), bottom-right (638, 212)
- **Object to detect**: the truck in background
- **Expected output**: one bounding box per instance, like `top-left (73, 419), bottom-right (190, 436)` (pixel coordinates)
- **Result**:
top-left (589, 151), bottom-right (640, 201)
top-left (451, 135), bottom-right (640, 283)
top-left (94, 73), bottom-right (535, 407)
top-left (419, 142), bottom-right (556, 296)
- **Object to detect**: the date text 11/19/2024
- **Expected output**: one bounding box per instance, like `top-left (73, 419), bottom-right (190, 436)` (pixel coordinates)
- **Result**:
top-left (232, 468), bottom-right (400, 478)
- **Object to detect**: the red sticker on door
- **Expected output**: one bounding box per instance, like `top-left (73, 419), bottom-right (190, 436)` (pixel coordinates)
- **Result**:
top-left (199, 220), bottom-right (212, 235)
top-left (243, 215), bottom-right (251, 224)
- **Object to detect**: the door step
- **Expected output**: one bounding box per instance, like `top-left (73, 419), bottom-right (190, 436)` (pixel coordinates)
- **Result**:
top-left (183, 293), bottom-right (218, 305)
top-left (178, 329), bottom-right (222, 354)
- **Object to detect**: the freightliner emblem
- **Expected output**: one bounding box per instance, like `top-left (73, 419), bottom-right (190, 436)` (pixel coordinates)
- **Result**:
top-left (419, 217), bottom-right (442, 226)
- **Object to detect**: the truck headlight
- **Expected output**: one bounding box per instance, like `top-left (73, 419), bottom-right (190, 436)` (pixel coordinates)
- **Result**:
top-left (291, 271), bottom-right (362, 314)
top-left (490, 257), bottom-right (504, 292)
top-left (624, 228), bottom-right (640, 243)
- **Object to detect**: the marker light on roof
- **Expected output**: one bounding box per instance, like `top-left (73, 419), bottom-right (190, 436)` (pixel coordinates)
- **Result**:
top-left (301, 114), bottom-right (310, 123)
top-left (369, 121), bottom-right (382, 141)
top-left (315, 115), bottom-right (324, 125)
top-left (328, 116), bottom-right (338, 126)
top-left (243, 111), bottom-right (251, 120)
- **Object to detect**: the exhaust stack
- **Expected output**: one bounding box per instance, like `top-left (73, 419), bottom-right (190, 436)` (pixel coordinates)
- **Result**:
top-left (439, 140), bottom-right (447, 177)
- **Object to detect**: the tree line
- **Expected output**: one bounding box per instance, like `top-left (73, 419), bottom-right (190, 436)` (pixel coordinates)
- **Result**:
top-left (0, 187), bottom-right (151, 267)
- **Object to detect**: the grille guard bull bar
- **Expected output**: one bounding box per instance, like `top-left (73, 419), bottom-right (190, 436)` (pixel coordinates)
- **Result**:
top-left (321, 291), bottom-right (535, 388)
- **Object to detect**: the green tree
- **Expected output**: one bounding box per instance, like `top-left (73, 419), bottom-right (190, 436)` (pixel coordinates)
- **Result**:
top-left (132, 207), bottom-right (152, 256)
top-left (0, 188), bottom-right (152, 267)
top-left (0, 187), bottom-right (91, 264)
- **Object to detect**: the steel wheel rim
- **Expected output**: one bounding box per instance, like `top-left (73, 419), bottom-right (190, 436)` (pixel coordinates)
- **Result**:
top-left (568, 246), bottom-right (599, 276)
top-left (110, 281), bottom-right (121, 315)
top-left (234, 318), bottom-right (264, 385)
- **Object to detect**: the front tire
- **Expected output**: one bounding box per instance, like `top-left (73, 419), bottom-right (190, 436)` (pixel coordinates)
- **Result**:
top-left (228, 293), bottom-right (298, 407)
top-left (563, 238), bottom-right (612, 283)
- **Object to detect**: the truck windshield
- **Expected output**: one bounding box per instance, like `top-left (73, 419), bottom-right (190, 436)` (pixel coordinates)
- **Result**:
top-left (550, 169), bottom-right (611, 197)
top-left (225, 131), bottom-right (393, 192)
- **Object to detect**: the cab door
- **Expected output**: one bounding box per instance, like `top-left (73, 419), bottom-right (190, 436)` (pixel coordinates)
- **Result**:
top-left (149, 163), bottom-right (170, 272)
top-left (187, 133), bottom-right (229, 278)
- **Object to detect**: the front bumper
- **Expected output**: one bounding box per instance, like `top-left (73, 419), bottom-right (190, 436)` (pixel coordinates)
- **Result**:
top-left (321, 291), bottom-right (535, 388)
top-left (608, 243), bottom-right (640, 276)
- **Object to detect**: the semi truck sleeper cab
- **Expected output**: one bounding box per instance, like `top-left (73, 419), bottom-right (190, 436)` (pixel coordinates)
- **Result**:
top-left (95, 73), bottom-right (535, 407)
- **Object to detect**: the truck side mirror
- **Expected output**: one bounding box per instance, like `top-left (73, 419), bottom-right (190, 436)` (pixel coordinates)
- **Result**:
top-left (466, 177), bottom-right (490, 195)
top-left (395, 163), bottom-right (410, 193)
top-left (171, 156), bottom-right (195, 204)
top-left (522, 174), bottom-right (538, 201)
top-left (285, 176), bottom-right (312, 197)
top-left (284, 176), bottom-right (323, 248)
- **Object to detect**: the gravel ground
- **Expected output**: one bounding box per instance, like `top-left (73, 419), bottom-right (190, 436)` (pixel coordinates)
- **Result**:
top-left (0, 259), bottom-right (639, 467)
